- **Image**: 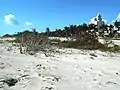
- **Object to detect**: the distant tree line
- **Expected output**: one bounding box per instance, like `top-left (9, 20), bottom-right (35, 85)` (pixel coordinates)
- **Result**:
top-left (2, 21), bottom-right (120, 53)
top-left (2, 20), bottom-right (120, 38)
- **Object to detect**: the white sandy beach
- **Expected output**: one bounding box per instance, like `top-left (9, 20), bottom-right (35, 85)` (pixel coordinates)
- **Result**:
top-left (0, 43), bottom-right (120, 90)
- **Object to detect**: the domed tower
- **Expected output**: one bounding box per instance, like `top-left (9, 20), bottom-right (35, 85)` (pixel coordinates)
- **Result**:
top-left (98, 13), bottom-right (102, 21)
top-left (97, 13), bottom-right (103, 30)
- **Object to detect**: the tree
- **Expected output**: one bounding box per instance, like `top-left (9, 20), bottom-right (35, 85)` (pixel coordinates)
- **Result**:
top-left (88, 24), bottom-right (96, 30)
top-left (3, 34), bottom-right (12, 37)
top-left (82, 23), bottom-right (88, 30)
top-left (69, 25), bottom-right (77, 37)
top-left (46, 27), bottom-right (50, 36)
top-left (114, 20), bottom-right (120, 30)
top-left (63, 26), bottom-right (70, 37)
top-left (109, 24), bottom-right (114, 37)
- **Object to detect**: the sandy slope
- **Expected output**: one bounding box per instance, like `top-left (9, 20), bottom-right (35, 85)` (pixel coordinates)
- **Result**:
top-left (0, 43), bottom-right (120, 90)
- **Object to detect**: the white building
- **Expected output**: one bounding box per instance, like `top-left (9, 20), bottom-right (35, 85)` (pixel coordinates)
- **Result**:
top-left (97, 13), bottom-right (105, 30)
top-left (89, 13), bottom-right (106, 30)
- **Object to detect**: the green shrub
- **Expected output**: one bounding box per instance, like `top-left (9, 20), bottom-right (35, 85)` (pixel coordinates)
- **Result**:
top-left (99, 44), bottom-right (120, 53)
top-left (58, 31), bottom-right (103, 50)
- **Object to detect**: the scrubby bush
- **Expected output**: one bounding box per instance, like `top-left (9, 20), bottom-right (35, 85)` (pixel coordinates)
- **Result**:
top-left (58, 30), bottom-right (120, 53)
top-left (59, 31), bottom-right (103, 50)
top-left (108, 45), bottom-right (120, 53)
top-left (16, 30), bottom-right (55, 56)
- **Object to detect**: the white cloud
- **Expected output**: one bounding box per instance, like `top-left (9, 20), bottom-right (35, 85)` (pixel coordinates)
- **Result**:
top-left (112, 20), bottom-right (115, 23)
top-left (116, 13), bottom-right (120, 21)
top-left (4, 14), bottom-right (19, 25)
top-left (111, 13), bottom-right (120, 24)
top-left (89, 13), bottom-right (107, 25)
top-left (25, 21), bottom-right (33, 26)
top-left (89, 17), bottom-right (97, 25)
top-left (103, 19), bottom-right (107, 24)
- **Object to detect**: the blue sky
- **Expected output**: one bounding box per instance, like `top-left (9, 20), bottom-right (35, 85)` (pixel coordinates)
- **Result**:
top-left (0, 0), bottom-right (120, 35)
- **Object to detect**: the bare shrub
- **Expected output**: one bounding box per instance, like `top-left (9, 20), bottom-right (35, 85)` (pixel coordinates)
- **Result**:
top-left (17, 30), bottom-right (56, 56)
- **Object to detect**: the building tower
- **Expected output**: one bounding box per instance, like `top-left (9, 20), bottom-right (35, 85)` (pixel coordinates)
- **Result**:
top-left (97, 13), bottom-right (103, 30)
